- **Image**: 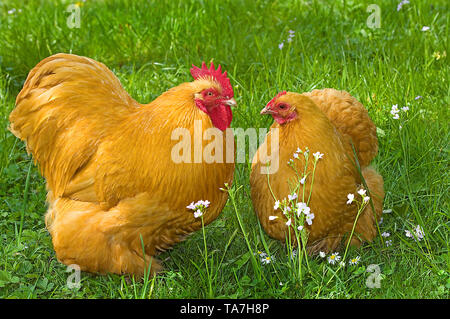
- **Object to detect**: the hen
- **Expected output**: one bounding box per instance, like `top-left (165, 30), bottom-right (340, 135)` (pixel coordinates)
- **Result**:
top-left (250, 89), bottom-right (384, 253)
top-left (9, 54), bottom-right (236, 275)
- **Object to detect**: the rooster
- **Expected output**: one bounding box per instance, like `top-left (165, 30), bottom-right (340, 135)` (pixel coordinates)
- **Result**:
top-left (9, 54), bottom-right (236, 275)
top-left (250, 89), bottom-right (384, 253)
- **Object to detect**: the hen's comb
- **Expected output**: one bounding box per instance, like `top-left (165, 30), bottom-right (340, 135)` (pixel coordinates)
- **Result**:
top-left (190, 62), bottom-right (234, 98)
top-left (266, 91), bottom-right (287, 107)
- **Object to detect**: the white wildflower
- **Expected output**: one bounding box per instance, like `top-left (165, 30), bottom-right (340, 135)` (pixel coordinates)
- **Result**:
top-left (349, 256), bottom-right (361, 265)
top-left (201, 200), bottom-right (210, 208)
top-left (187, 199), bottom-right (210, 218)
top-left (347, 193), bottom-right (355, 205)
top-left (260, 253), bottom-right (274, 265)
top-left (397, 0), bottom-right (409, 11)
top-left (299, 176), bottom-right (306, 185)
top-left (319, 251), bottom-right (326, 258)
top-left (305, 213), bottom-right (315, 225)
top-left (327, 252), bottom-right (341, 265)
top-left (274, 200), bottom-right (280, 210)
top-left (288, 193), bottom-right (298, 201)
top-left (194, 210), bottom-right (203, 218)
top-left (296, 202), bottom-right (310, 216)
top-left (421, 26), bottom-right (430, 32)
top-left (357, 189), bottom-right (367, 196)
top-left (313, 152), bottom-right (324, 161)
top-left (269, 216), bottom-right (278, 221)
top-left (381, 232), bottom-right (390, 238)
top-left (256, 250), bottom-right (267, 258)
top-left (415, 225), bottom-right (425, 240)
top-left (405, 225), bottom-right (425, 241)
top-left (390, 104), bottom-right (400, 119)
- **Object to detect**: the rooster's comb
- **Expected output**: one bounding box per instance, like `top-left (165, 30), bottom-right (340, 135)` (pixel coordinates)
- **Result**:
top-left (190, 62), bottom-right (234, 98)
top-left (266, 91), bottom-right (287, 107)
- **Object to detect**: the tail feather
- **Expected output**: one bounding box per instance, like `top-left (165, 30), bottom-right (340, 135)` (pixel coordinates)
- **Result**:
top-left (9, 53), bottom-right (139, 197)
top-left (303, 89), bottom-right (378, 167)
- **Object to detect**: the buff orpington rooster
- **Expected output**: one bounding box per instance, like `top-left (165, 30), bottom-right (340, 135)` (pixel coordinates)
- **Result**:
top-left (250, 89), bottom-right (384, 253)
top-left (9, 53), bottom-right (236, 276)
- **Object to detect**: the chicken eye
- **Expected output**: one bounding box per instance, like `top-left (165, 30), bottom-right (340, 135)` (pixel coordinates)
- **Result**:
top-left (278, 104), bottom-right (287, 110)
top-left (206, 91), bottom-right (214, 96)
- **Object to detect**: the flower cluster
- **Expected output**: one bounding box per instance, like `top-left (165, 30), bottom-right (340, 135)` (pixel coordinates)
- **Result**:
top-left (346, 188), bottom-right (370, 205)
top-left (279, 30), bottom-right (295, 50)
top-left (271, 146), bottom-right (324, 233)
top-left (358, 189), bottom-right (370, 203)
top-left (271, 194), bottom-right (315, 229)
top-left (405, 225), bottom-right (425, 241)
top-left (7, 8), bottom-right (23, 15)
top-left (320, 251), bottom-right (361, 266)
top-left (390, 104), bottom-right (409, 120)
top-left (313, 152), bottom-right (324, 161)
top-left (380, 230), bottom-right (392, 246)
top-left (288, 147), bottom-right (324, 166)
top-left (297, 202), bottom-right (315, 225)
top-left (288, 147), bottom-right (306, 164)
top-left (186, 200), bottom-right (210, 218)
top-left (397, 0), bottom-right (409, 11)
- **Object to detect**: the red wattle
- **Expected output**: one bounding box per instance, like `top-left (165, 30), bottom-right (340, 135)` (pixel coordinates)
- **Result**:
top-left (207, 104), bottom-right (232, 131)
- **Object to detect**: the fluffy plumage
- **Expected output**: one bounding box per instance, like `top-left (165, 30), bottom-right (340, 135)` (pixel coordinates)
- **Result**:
top-left (250, 89), bottom-right (384, 253)
top-left (9, 53), bottom-right (235, 275)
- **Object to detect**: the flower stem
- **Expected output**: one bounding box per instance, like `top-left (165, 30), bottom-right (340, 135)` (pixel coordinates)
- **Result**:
top-left (201, 215), bottom-right (213, 298)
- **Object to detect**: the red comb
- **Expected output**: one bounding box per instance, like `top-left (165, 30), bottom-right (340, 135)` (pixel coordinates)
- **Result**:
top-left (190, 62), bottom-right (234, 98)
top-left (266, 91), bottom-right (287, 107)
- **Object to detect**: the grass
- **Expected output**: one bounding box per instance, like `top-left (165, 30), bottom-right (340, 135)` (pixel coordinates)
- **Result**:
top-left (0, 0), bottom-right (449, 299)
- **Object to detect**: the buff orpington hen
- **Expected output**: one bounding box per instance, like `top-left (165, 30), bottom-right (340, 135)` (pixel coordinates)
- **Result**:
top-left (250, 89), bottom-right (384, 253)
top-left (9, 53), bottom-right (236, 276)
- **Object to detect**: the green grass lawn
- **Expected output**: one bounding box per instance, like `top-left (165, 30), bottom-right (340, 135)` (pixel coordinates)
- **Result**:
top-left (0, 0), bottom-right (448, 299)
